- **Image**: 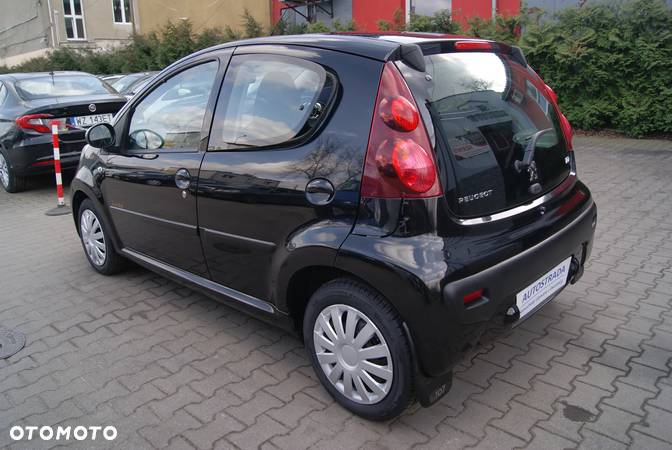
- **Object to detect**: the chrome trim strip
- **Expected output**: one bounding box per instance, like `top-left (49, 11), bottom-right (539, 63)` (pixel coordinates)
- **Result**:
top-left (109, 205), bottom-right (197, 230)
top-left (200, 227), bottom-right (276, 249)
top-left (121, 248), bottom-right (277, 315)
top-left (456, 173), bottom-right (577, 226)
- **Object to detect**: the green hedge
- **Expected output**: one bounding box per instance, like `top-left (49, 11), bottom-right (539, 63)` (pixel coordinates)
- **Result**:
top-left (522, 0), bottom-right (672, 137)
top-left (1, 1), bottom-right (670, 137)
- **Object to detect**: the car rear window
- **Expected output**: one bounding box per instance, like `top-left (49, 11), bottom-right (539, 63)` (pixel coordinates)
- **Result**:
top-left (15, 74), bottom-right (113, 100)
top-left (405, 50), bottom-right (571, 217)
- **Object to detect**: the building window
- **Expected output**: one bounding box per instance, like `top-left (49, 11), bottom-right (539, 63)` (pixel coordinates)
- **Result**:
top-left (113, 0), bottom-right (132, 24)
top-left (63, 0), bottom-right (86, 40)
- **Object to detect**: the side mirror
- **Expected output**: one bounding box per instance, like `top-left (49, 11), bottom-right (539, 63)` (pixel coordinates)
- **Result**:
top-left (85, 123), bottom-right (115, 149)
top-left (129, 129), bottom-right (164, 150)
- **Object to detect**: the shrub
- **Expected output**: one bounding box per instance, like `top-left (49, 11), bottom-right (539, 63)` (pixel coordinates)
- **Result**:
top-left (406, 10), bottom-right (462, 34)
top-left (378, 9), bottom-right (461, 34)
top-left (521, 0), bottom-right (672, 136)
top-left (466, 14), bottom-right (524, 44)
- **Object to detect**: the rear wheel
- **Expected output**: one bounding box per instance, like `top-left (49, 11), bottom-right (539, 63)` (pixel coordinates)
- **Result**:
top-left (78, 199), bottom-right (125, 275)
top-left (304, 278), bottom-right (414, 420)
top-left (0, 152), bottom-right (26, 193)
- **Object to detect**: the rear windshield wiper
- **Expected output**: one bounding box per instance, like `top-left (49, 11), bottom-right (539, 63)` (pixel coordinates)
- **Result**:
top-left (514, 128), bottom-right (554, 195)
top-left (514, 128), bottom-right (554, 172)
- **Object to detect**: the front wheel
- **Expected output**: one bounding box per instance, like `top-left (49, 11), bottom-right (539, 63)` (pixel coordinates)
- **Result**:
top-left (78, 199), bottom-right (125, 275)
top-left (303, 278), bottom-right (414, 421)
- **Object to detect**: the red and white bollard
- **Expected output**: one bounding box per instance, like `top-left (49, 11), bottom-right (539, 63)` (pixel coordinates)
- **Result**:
top-left (51, 121), bottom-right (65, 206)
top-left (45, 120), bottom-right (70, 216)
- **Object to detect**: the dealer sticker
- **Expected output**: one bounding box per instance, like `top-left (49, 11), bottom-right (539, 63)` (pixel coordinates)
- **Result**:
top-left (516, 257), bottom-right (572, 319)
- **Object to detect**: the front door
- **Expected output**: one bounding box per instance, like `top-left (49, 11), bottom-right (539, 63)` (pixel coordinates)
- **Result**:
top-left (101, 59), bottom-right (222, 276)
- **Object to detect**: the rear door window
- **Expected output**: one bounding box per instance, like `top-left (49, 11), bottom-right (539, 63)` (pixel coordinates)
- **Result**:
top-left (404, 50), bottom-right (571, 217)
top-left (208, 54), bottom-right (333, 150)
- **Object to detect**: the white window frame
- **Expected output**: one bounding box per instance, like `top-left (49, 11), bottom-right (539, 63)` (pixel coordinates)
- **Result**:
top-left (112, 0), bottom-right (132, 24)
top-left (63, 0), bottom-right (87, 41)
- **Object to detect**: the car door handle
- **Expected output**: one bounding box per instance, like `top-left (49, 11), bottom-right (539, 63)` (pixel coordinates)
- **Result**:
top-left (305, 178), bottom-right (334, 206)
top-left (175, 168), bottom-right (191, 189)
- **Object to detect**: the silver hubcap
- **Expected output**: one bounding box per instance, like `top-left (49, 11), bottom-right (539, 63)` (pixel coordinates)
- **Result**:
top-left (313, 304), bottom-right (393, 404)
top-left (80, 209), bottom-right (106, 267)
top-left (0, 154), bottom-right (9, 188)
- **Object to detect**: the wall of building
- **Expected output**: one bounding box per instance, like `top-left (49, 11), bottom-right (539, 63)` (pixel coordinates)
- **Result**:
top-left (452, 0), bottom-right (520, 28)
top-left (273, 0), bottom-right (353, 29)
top-left (0, 0), bottom-right (50, 65)
top-left (1, 0), bottom-right (139, 67)
top-left (135, 0), bottom-right (271, 35)
top-left (51, 0), bottom-right (137, 48)
top-left (272, 0), bottom-right (407, 32)
top-left (352, 0), bottom-right (405, 31)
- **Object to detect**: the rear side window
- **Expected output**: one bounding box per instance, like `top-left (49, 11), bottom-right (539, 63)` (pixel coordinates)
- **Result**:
top-left (14, 75), bottom-right (113, 100)
top-left (0, 83), bottom-right (7, 106)
top-left (406, 51), bottom-right (571, 217)
top-left (209, 54), bottom-right (332, 150)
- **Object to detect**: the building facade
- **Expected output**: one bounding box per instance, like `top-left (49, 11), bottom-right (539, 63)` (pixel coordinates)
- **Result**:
top-left (269, 0), bottom-right (518, 32)
top-left (0, 0), bottom-right (271, 68)
top-left (0, 0), bottom-right (142, 67)
top-left (134, 0), bottom-right (271, 36)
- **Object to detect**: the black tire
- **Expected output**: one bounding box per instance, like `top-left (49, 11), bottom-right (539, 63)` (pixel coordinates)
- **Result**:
top-left (0, 151), bottom-right (26, 193)
top-left (303, 278), bottom-right (414, 421)
top-left (77, 198), bottom-right (125, 275)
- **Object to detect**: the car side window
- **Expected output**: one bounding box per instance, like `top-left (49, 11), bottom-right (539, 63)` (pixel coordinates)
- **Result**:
top-left (0, 83), bottom-right (7, 106)
top-left (209, 54), bottom-right (333, 150)
top-left (128, 61), bottom-right (218, 151)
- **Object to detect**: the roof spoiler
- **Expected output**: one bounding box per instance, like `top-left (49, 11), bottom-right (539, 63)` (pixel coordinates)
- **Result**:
top-left (509, 46), bottom-right (528, 67)
top-left (398, 43), bottom-right (426, 72)
top-left (395, 42), bottom-right (527, 72)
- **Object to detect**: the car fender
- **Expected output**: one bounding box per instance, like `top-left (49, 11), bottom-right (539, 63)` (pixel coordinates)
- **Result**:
top-left (70, 164), bottom-right (123, 253)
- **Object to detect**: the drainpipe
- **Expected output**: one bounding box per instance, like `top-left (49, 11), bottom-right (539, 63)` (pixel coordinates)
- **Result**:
top-left (492, 0), bottom-right (497, 21)
top-left (45, 0), bottom-right (57, 47)
top-left (406, 0), bottom-right (412, 25)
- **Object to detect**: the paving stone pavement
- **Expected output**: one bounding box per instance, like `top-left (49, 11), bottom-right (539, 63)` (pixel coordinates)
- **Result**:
top-left (0, 136), bottom-right (671, 450)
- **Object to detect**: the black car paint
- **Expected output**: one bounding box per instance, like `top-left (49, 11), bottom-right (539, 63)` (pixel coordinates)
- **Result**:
top-left (0, 74), bottom-right (126, 177)
top-left (71, 34), bottom-right (597, 406)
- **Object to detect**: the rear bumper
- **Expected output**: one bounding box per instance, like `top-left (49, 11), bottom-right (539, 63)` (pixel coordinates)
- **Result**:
top-left (4, 136), bottom-right (84, 176)
top-left (442, 200), bottom-right (596, 347)
top-left (336, 185), bottom-right (597, 405)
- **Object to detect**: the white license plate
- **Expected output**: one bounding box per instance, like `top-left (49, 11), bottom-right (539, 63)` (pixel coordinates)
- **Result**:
top-left (516, 257), bottom-right (571, 319)
top-left (69, 113), bottom-right (113, 128)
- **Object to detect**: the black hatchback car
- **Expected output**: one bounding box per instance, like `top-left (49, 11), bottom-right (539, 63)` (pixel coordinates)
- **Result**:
top-left (0, 72), bottom-right (126, 192)
top-left (71, 34), bottom-right (597, 420)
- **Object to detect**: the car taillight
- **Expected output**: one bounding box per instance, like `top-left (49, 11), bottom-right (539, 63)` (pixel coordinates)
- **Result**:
top-left (16, 114), bottom-right (53, 133)
top-left (544, 84), bottom-right (573, 151)
top-left (361, 62), bottom-right (442, 198)
top-left (380, 96), bottom-right (419, 132)
top-left (454, 41), bottom-right (493, 51)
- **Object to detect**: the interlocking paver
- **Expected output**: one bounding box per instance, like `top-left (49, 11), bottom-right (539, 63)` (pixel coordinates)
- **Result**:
top-left (0, 136), bottom-right (671, 448)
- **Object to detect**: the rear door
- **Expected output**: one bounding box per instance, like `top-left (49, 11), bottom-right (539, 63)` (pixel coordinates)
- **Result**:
top-left (101, 55), bottom-right (226, 276)
top-left (198, 46), bottom-right (380, 302)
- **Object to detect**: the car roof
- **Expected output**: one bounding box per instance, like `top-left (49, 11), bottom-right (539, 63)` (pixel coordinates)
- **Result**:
top-left (187, 33), bottom-right (475, 63)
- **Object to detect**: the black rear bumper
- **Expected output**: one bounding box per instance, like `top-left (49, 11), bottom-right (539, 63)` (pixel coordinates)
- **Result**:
top-left (443, 199), bottom-right (596, 332)
top-left (413, 200), bottom-right (597, 406)
top-left (5, 135), bottom-right (84, 176)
